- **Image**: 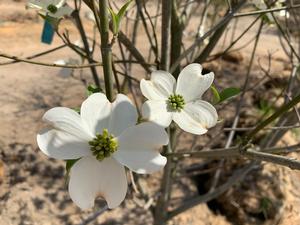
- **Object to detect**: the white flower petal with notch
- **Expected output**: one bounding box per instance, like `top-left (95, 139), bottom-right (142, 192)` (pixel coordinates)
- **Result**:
top-left (176, 63), bottom-right (214, 102)
top-left (43, 106), bottom-right (93, 139)
top-left (150, 70), bottom-right (176, 96)
top-left (173, 111), bottom-right (207, 135)
top-left (140, 79), bottom-right (168, 100)
top-left (184, 100), bottom-right (218, 129)
top-left (37, 128), bottom-right (91, 160)
top-left (173, 100), bottom-right (218, 135)
top-left (108, 94), bottom-right (138, 136)
top-left (69, 156), bottom-right (127, 209)
top-left (114, 122), bottom-right (168, 174)
top-left (80, 93), bottom-right (111, 135)
top-left (140, 71), bottom-right (175, 100)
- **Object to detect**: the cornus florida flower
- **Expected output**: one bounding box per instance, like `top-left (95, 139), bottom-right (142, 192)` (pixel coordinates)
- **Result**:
top-left (140, 63), bottom-right (218, 135)
top-left (37, 93), bottom-right (168, 209)
top-left (250, 0), bottom-right (289, 20)
top-left (27, 0), bottom-right (73, 18)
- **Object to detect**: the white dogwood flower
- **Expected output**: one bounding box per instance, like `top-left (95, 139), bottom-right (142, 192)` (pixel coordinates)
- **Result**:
top-left (250, 0), bottom-right (289, 21)
top-left (26, 0), bottom-right (73, 18)
top-left (140, 63), bottom-right (218, 135)
top-left (37, 93), bottom-right (168, 209)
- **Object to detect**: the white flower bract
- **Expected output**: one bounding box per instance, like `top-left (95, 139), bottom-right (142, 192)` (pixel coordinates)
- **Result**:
top-left (250, 0), bottom-right (289, 21)
top-left (27, 0), bottom-right (73, 18)
top-left (140, 63), bottom-right (218, 135)
top-left (37, 93), bottom-right (168, 209)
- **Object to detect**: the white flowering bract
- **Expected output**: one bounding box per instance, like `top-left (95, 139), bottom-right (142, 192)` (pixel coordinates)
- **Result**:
top-left (250, 0), bottom-right (289, 20)
top-left (140, 63), bottom-right (218, 135)
top-left (37, 93), bottom-right (168, 209)
top-left (27, 0), bottom-right (73, 18)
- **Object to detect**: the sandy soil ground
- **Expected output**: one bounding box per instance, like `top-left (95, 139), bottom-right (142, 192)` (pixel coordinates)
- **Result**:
top-left (1, 1), bottom-right (300, 225)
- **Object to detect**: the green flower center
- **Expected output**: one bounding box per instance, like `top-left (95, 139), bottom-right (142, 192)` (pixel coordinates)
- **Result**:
top-left (89, 129), bottom-right (118, 161)
top-left (47, 4), bottom-right (58, 14)
top-left (167, 94), bottom-right (185, 112)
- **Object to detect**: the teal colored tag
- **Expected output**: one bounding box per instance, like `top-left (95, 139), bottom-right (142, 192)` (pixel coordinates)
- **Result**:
top-left (41, 20), bottom-right (55, 44)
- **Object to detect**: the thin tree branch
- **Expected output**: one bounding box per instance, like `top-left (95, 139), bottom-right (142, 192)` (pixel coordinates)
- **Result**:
top-left (72, 9), bottom-right (101, 87)
top-left (243, 93), bottom-right (300, 144)
top-left (0, 44), bottom-right (67, 66)
top-left (0, 52), bottom-right (103, 68)
top-left (234, 4), bottom-right (300, 17)
top-left (118, 31), bottom-right (152, 73)
top-left (169, 1), bottom-right (245, 73)
top-left (168, 163), bottom-right (256, 219)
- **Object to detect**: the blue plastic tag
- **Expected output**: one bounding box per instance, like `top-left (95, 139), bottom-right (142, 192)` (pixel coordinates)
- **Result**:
top-left (41, 20), bottom-right (55, 44)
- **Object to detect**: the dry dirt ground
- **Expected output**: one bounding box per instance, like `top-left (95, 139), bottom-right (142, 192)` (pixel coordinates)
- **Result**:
top-left (1, 1), bottom-right (300, 225)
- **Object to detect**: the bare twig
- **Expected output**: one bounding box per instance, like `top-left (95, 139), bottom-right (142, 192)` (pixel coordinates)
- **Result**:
top-left (243, 93), bottom-right (300, 144)
top-left (79, 205), bottom-right (108, 225)
top-left (0, 52), bottom-right (103, 68)
top-left (0, 44), bottom-right (67, 66)
top-left (168, 163), bottom-right (257, 219)
top-left (118, 31), bottom-right (152, 73)
top-left (243, 148), bottom-right (300, 170)
top-left (168, 144), bottom-right (300, 159)
top-left (234, 4), bottom-right (300, 17)
top-left (170, 1), bottom-right (245, 73)
top-left (72, 9), bottom-right (101, 87)
top-left (223, 124), bottom-right (300, 131)
top-left (209, 20), bottom-right (264, 193)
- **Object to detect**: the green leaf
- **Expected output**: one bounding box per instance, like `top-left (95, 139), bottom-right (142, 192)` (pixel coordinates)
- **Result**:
top-left (65, 158), bottom-right (80, 174)
top-left (219, 87), bottom-right (240, 103)
top-left (210, 85), bottom-right (220, 104)
top-left (116, 0), bottom-right (132, 24)
top-left (108, 0), bottom-right (132, 35)
top-left (108, 7), bottom-right (118, 35)
top-left (87, 84), bottom-right (101, 96)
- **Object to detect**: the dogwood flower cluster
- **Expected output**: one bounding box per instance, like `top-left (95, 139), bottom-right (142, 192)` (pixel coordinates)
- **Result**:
top-left (37, 93), bottom-right (168, 209)
top-left (140, 64), bottom-right (218, 135)
top-left (37, 63), bottom-right (218, 209)
top-left (26, 0), bottom-right (73, 18)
